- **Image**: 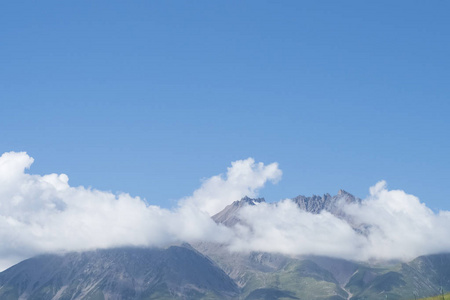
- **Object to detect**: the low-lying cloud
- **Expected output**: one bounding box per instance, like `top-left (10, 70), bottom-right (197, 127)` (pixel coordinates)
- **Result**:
top-left (0, 151), bottom-right (449, 271)
top-left (231, 184), bottom-right (450, 261)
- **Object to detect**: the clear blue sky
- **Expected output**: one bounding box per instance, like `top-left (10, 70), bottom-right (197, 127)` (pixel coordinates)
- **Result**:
top-left (1, 1), bottom-right (449, 210)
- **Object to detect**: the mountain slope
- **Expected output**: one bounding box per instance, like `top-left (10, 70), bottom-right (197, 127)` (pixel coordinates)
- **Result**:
top-left (0, 246), bottom-right (239, 300)
top-left (212, 196), bottom-right (265, 227)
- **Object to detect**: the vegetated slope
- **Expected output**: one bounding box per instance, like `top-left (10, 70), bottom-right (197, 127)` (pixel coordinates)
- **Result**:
top-left (345, 250), bottom-right (450, 299)
top-left (419, 293), bottom-right (450, 300)
top-left (0, 245), bottom-right (239, 300)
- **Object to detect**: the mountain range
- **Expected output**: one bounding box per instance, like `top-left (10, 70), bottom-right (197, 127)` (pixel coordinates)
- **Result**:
top-left (1, 191), bottom-right (449, 300)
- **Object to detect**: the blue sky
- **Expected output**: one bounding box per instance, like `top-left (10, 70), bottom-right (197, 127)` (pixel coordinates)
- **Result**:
top-left (1, 1), bottom-right (449, 210)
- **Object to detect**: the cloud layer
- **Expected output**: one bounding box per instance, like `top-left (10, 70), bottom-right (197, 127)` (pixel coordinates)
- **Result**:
top-left (230, 183), bottom-right (450, 261)
top-left (0, 151), bottom-right (449, 271)
top-left (0, 153), bottom-right (277, 270)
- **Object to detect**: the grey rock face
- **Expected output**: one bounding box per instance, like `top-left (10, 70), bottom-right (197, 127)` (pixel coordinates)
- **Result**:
top-left (291, 189), bottom-right (360, 215)
top-left (291, 190), bottom-right (368, 234)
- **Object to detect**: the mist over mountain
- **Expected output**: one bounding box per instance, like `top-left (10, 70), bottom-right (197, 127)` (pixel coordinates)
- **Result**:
top-left (1, 195), bottom-right (450, 299)
top-left (1, 151), bottom-right (450, 272)
top-left (1, 151), bottom-right (450, 299)
top-left (3, 0), bottom-right (450, 298)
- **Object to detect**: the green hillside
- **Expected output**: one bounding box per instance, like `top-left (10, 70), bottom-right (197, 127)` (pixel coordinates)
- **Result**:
top-left (419, 293), bottom-right (450, 300)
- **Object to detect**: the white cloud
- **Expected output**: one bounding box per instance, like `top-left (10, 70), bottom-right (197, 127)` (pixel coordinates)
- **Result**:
top-left (0, 152), bottom-right (233, 270)
top-left (228, 200), bottom-right (366, 260)
top-left (343, 181), bottom-right (450, 260)
top-left (180, 158), bottom-right (282, 216)
top-left (225, 181), bottom-right (450, 262)
top-left (1, 151), bottom-right (450, 271)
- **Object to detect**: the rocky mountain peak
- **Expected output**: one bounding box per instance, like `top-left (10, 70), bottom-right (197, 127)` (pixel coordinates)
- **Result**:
top-left (212, 196), bottom-right (265, 226)
top-left (291, 193), bottom-right (333, 214)
top-left (213, 191), bottom-right (361, 228)
top-left (291, 190), bottom-right (359, 215)
top-left (338, 189), bottom-right (349, 196)
top-left (337, 189), bottom-right (358, 202)
top-left (238, 196), bottom-right (265, 206)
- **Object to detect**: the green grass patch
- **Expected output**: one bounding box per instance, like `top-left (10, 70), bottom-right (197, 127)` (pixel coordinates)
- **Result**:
top-left (418, 293), bottom-right (450, 300)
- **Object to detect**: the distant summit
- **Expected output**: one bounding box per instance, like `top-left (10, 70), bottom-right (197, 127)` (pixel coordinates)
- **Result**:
top-left (292, 189), bottom-right (360, 215)
top-left (212, 196), bottom-right (265, 227)
top-left (239, 196), bottom-right (265, 205)
top-left (213, 190), bottom-right (360, 228)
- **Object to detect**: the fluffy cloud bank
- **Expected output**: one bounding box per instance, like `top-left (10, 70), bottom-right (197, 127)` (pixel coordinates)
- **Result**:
top-left (0, 151), bottom-right (450, 271)
top-left (0, 152), bottom-right (277, 270)
top-left (180, 158), bottom-right (282, 216)
top-left (230, 183), bottom-right (450, 261)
